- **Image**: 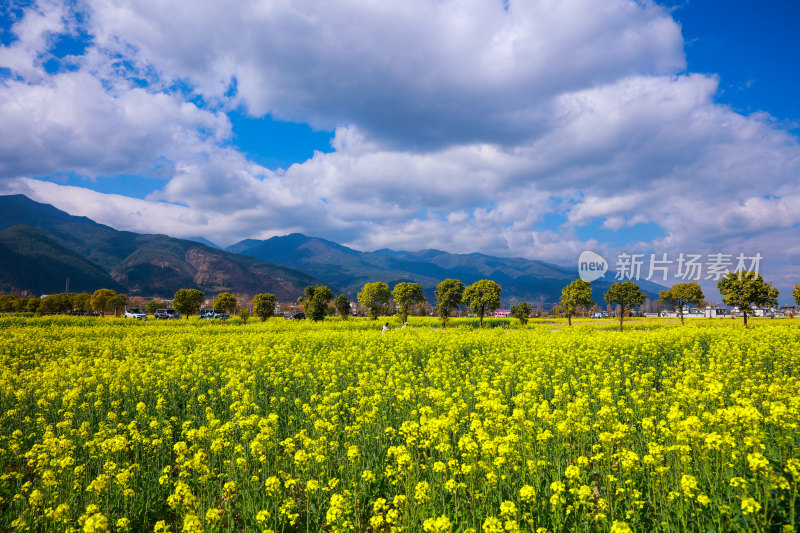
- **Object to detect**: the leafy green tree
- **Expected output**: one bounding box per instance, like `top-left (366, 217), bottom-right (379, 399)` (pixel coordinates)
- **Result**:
top-left (717, 271), bottom-right (779, 327)
top-left (435, 279), bottom-right (464, 328)
top-left (108, 293), bottom-right (128, 316)
top-left (334, 294), bottom-right (351, 320)
top-left (0, 295), bottom-right (15, 313)
top-left (13, 297), bottom-right (30, 313)
top-left (173, 289), bottom-right (205, 319)
top-left (71, 293), bottom-right (91, 312)
top-left (392, 282), bottom-right (426, 324)
top-left (604, 281), bottom-right (646, 332)
top-left (462, 279), bottom-right (502, 327)
top-left (239, 309), bottom-right (250, 325)
top-left (300, 285), bottom-right (333, 321)
top-left (90, 288), bottom-right (118, 316)
top-left (510, 301), bottom-right (533, 326)
top-left (253, 293), bottom-right (278, 321)
top-left (560, 279), bottom-right (594, 326)
top-left (26, 298), bottom-right (41, 313)
top-left (659, 282), bottom-right (704, 325)
top-left (145, 300), bottom-right (165, 314)
top-left (40, 293), bottom-right (69, 314)
top-left (358, 282), bottom-right (391, 320)
top-left (793, 284), bottom-right (800, 309)
top-left (214, 292), bottom-right (238, 315)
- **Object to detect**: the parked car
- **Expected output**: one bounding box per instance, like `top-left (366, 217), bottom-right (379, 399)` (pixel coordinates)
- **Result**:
top-left (285, 312), bottom-right (306, 320)
top-left (154, 309), bottom-right (181, 320)
top-left (124, 307), bottom-right (147, 320)
top-left (200, 309), bottom-right (229, 320)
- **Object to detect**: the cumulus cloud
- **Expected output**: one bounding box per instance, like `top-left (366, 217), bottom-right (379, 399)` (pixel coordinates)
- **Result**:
top-left (85, 0), bottom-right (685, 148)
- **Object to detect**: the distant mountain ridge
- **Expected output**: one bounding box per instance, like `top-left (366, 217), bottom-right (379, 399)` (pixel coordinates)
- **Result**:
top-left (227, 233), bottom-right (666, 305)
top-left (0, 194), bottom-right (665, 304)
top-left (0, 195), bottom-right (325, 298)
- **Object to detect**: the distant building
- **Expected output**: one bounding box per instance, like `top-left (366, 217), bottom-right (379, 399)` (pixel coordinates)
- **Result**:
top-left (494, 309), bottom-right (511, 317)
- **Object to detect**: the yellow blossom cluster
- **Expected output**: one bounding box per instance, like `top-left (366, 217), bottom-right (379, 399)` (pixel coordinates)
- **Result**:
top-left (1, 315), bottom-right (799, 531)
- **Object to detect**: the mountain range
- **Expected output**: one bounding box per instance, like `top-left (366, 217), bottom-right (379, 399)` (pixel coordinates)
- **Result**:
top-left (0, 194), bottom-right (664, 304)
top-left (227, 235), bottom-right (665, 305)
top-left (0, 195), bottom-right (323, 298)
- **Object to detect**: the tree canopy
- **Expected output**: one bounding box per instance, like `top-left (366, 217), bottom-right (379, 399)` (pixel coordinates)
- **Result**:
top-left (334, 294), bottom-right (351, 320)
top-left (434, 278), bottom-right (464, 328)
top-left (213, 292), bottom-right (238, 315)
top-left (392, 282), bottom-right (426, 324)
top-left (173, 288), bottom-right (204, 319)
top-left (659, 282), bottom-right (704, 325)
top-left (301, 285), bottom-right (333, 322)
top-left (253, 293), bottom-right (278, 322)
top-left (604, 281), bottom-right (646, 332)
top-left (717, 271), bottom-right (779, 326)
top-left (560, 279), bottom-right (594, 326)
top-left (793, 284), bottom-right (800, 308)
top-left (358, 282), bottom-right (391, 320)
top-left (90, 288), bottom-right (118, 316)
top-left (462, 279), bottom-right (502, 327)
top-left (509, 301), bottom-right (532, 326)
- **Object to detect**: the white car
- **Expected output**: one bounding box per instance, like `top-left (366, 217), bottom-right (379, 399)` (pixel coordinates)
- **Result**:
top-left (124, 307), bottom-right (147, 319)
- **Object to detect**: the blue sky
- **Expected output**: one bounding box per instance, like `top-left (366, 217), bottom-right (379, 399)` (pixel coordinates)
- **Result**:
top-left (1, 0), bottom-right (799, 300)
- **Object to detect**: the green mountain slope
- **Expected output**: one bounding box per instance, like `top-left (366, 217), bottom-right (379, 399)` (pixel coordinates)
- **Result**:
top-left (0, 224), bottom-right (126, 294)
top-left (0, 195), bottom-right (325, 299)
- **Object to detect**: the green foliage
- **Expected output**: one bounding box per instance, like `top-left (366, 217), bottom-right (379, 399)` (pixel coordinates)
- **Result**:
top-left (25, 297), bottom-right (41, 313)
top-left (392, 282), bottom-right (426, 324)
top-left (334, 294), bottom-right (351, 320)
top-left (0, 295), bottom-right (15, 312)
top-left (793, 284), bottom-right (800, 308)
top-left (253, 293), bottom-right (278, 322)
top-left (301, 285), bottom-right (333, 321)
top-left (173, 289), bottom-right (205, 319)
top-left (90, 288), bottom-right (118, 316)
top-left (717, 271), bottom-right (779, 326)
top-left (40, 293), bottom-right (72, 314)
top-left (145, 300), bottom-right (165, 314)
top-left (435, 279), bottom-right (465, 328)
top-left (239, 309), bottom-right (250, 325)
top-left (357, 282), bottom-right (391, 320)
top-left (560, 279), bottom-right (594, 326)
top-left (659, 282), bottom-right (705, 325)
top-left (509, 301), bottom-right (532, 326)
top-left (462, 279), bottom-right (502, 327)
top-left (72, 292), bottom-right (91, 311)
top-left (604, 281), bottom-right (646, 331)
top-left (213, 292), bottom-right (238, 314)
top-left (108, 293), bottom-right (128, 316)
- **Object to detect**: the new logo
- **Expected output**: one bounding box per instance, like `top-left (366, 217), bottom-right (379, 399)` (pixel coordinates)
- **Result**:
top-left (578, 251), bottom-right (607, 282)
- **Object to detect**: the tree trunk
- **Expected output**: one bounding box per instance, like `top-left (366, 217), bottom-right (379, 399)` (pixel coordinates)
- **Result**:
top-left (679, 307), bottom-right (684, 326)
top-left (619, 305), bottom-right (624, 332)
top-left (568, 314), bottom-right (572, 326)
top-left (743, 311), bottom-right (748, 327)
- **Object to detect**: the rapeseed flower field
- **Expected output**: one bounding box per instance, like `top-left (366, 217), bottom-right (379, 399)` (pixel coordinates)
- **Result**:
top-left (1, 316), bottom-right (799, 532)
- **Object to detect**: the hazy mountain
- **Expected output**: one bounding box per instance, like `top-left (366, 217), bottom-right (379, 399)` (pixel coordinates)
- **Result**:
top-left (0, 195), bottom-right (326, 299)
top-left (227, 233), bottom-right (666, 305)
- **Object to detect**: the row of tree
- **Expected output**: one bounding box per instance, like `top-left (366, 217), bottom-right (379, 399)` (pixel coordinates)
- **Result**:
top-left (2, 272), bottom-right (793, 329)
top-left (0, 290), bottom-right (128, 316)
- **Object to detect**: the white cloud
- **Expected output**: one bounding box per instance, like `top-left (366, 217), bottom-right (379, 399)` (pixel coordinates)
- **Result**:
top-left (84, 0), bottom-right (685, 148)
